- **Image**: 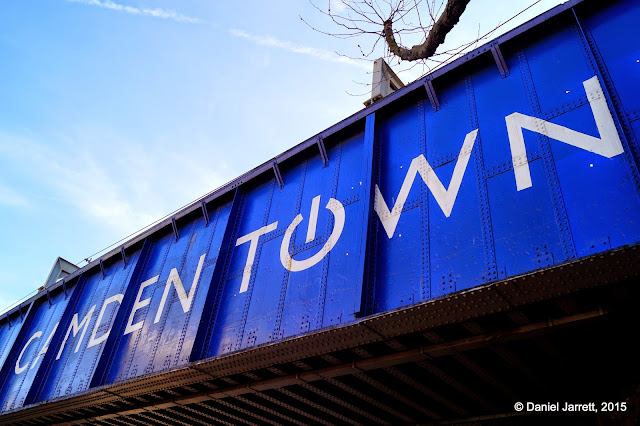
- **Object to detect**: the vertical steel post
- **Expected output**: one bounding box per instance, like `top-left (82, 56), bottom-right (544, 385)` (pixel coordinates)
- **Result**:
top-left (353, 113), bottom-right (376, 317)
top-left (24, 275), bottom-right (88, 405)
top-left (90, 238), bottom-right (153, 387)
top-left (190, 188), bottom-right (245, 362)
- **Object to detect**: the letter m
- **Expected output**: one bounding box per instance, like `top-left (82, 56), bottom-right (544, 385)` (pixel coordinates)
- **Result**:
top-left (56, 305), bottom-right (96, 359)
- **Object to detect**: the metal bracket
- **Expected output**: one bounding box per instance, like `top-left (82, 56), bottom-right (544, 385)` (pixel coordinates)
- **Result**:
top-left (5, 313), bottom-right (10, 328)
top-left (46, 289), bottom-right (52, 306)
top-left (120, 245), bottom-right (127, 268)
top-left (18, 304), bottom-right (24, 319)
top-left (490, 42), bottom-right (509, 78)
top-left (100, 259), bottom-right (106, 278)
top-left (62, 279), bottom-right (68, 297)
top-left (272, 161), bottom-right (284, 189)
top-left (201, 200), bottom-right (210, 226)
top-left (317, 136), bottom-right (329, 167)
top-left (171, 217), bottom-right (180, 241)
top-left (424, 78), bottom-right (440, 111)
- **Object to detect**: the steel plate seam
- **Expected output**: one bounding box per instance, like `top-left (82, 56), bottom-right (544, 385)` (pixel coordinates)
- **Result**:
top-left (465, 76), bottom-right (498, 284)
top-left (0, 301), bottom-right (35, 399)
top-left (145, 223), bottom-right (195, 375)
top-left (50, 273), bottom-right (103, 399)
top-left (315, 141), bottom-right (342, 329)
top-left (485, 151), bottom-right (542, 178)
top-left (353, 113), bottom-right (377, 317)
top-left (234, 179), bottom-right (276, 352)
top-left (172, 227), bottom-right (200, 367)
top-left (127, 242), bottom-right (166, 380)
top-left (20, 277), bottom-right (85, 408)
top-left (627, 109), bottom-right (640, 123)
top-left (0, 305), bottom-right (31, 377)
top-left (190, 189), bottom-right (245, 361)
top-left (125, 241), bottom-right (166, 380)
top-left (363, 119), bottom-right (382, 316)
top-left (90, 239), bottom-right (153, 387)
top-left (418, 99), bottom-right (431, 302)
top-left (175, 208), bottom-right (221, 367)
top-left (517, 48), bottom-right (577, 261)
top-left (66, 270), bottom-right (116, 396)
top-left (571, 7), bottom-right (640, 192)
top-left (83, 259), bottom-right (137, 397)
top-left (272, 160), bottom-right (307, 341)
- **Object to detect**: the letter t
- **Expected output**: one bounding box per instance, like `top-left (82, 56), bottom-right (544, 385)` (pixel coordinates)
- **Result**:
top-left (235, 222), bottom-right (278, 293)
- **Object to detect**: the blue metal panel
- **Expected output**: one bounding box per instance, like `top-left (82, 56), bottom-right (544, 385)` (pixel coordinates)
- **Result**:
top-left (367, 1), bottom-right (640, 314)
top-left (2, 0), bottom-right (640, 413)
top-left (583, 1), bottom-right (640, 120)
top-left (426, 79), bottom-right (486, 298)
top-left (473, 51), bottom-right (567, 278)
top-left (26, 249), bottom-right (143, 403)
top-left (204, 129), bottom-right (367, 358)
top-left (523, 15), bottom-right (595, 115)
top-left (373, 100), bottom-right (428, 311)
top-left (96, 200), bottom-right (233, 384)
top-left (0, 284), bottom-right (76, 411)
top-left (0, 311), bottom-right (29, 375)
top-left (545, 105), bottom-right (640, 256)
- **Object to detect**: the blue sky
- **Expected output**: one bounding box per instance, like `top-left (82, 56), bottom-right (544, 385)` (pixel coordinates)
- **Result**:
top-left (0, 0), bottom-right (564, 312)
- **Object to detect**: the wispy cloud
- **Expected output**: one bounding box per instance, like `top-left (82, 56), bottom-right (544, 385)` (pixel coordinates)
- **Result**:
top-left (330, 0), bottom-right (348, 13)
top-left (66, 0), bottom-right (203, 24)
top-left (0, 132), bottom-right (157, 234)
top-left (0, 181), bottom-right (31, 209)
top-left (230, 29), bottom-right (369, 70)
top-left (0, 128), bottom-right (231, 242)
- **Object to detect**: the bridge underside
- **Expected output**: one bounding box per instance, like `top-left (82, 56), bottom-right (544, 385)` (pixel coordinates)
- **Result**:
top-left (2, 245), bottom-right (639, 425)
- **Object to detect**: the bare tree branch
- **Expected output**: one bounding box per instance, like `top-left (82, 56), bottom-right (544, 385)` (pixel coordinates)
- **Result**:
top-left (383, 0), bottom-right (471, 61)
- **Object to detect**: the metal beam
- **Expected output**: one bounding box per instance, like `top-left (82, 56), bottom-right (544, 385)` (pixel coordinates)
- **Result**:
top-left (353, 372), bottom-right (442, 419)
top-left (490, 42), bottom-right (509, 77)
top-left (275, 387), bottom-right (359, 426)
top-left (384, 366), bottom-right (468, 417)
top-left (209, 398), bottom-right (276, 426)
top-left (317, 136), bottom-right (329, 167)
top-left (298, 381), bottom-right (388, 424)
top-left (190, 188), bottom-right (245, 362)
top-left (194, 400), bottom-right (256, 426)
top-left (171, 217), bottom-right (180, 241)
top-left (200, 200), bottom-right (210, 226)
top-left (424, 78), bottom-right (440, 111)
top-left (272, 162), bottom-right (284, 190)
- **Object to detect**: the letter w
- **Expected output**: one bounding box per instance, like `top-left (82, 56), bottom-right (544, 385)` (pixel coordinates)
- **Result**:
top-left (374, 129), bottom-right (478, 239)
top-left (506, 75), bottom-right (623, 191)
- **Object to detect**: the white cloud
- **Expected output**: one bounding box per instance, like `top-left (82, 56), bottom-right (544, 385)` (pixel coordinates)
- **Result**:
top-left (0, 181), bottom-right (31, 209)
top-left (0, 133), bottom-right (156, 234)
top-left (0, 129), bottom-right (231, 243)
top-left (66, 0), bottom-right (203, 24)
top-left (329, 0), bottom-right (347, 13)
top-left (230, 29), bottom-right (370, 70)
